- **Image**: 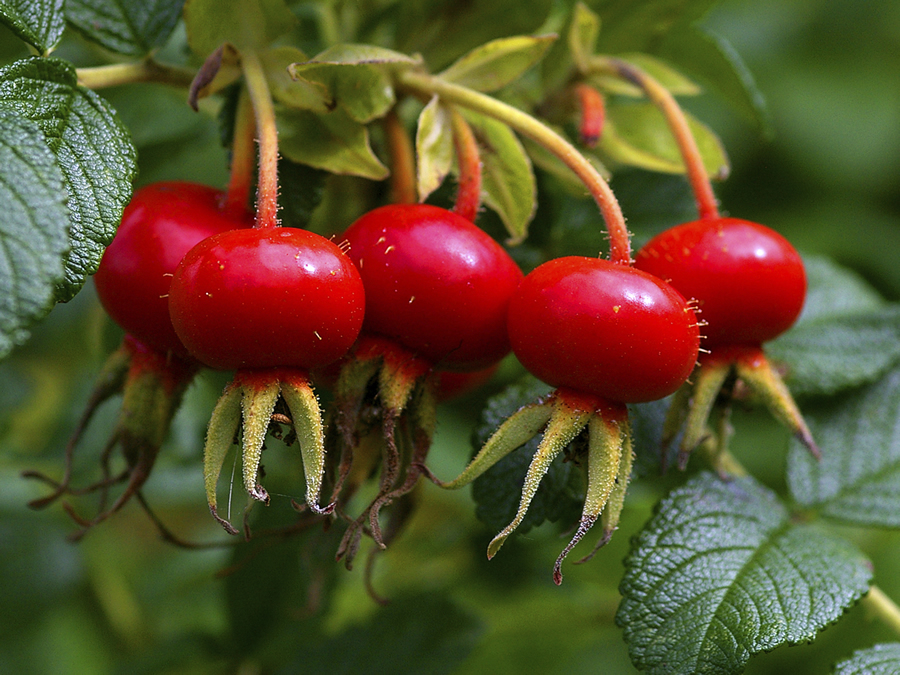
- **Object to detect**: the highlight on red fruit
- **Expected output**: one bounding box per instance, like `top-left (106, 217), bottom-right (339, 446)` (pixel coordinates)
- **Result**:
top-left (507, 257), bottom-right (700, 403)
top-left (635, 217), bottom-right (806, 348)
top-left (341, 203), bottom-right (524, 371)
top-left (168, 227), bottom-right (365, 371)
top-left (94, 181), bottom-right (253, 358)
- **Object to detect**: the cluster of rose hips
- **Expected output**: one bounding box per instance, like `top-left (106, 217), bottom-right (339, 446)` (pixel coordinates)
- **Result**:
top-left (27, 171), bottom-right (809, 581)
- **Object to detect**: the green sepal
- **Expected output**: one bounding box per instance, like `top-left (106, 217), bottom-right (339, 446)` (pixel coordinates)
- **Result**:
top-left (552, 410), bottom-right (627, 584)
top-left (203, 379), bottom-right (243, 535)
top-left (736, 351), bottom-right (820, 459)
top-left (487, 391), bottom-right (594, 559)
top-left (678, 357), bottom-right (730, 469)
top-left (238, 371), bottom-right (281, 504)
top-left (439, 400), bottom-right (552, 490)
top-left (280, 372), bottom-right (330, 515)
top-left (598, 420), bottom-right (634, 541)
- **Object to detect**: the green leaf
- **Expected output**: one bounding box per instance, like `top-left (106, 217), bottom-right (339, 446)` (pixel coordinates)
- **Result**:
top-left (768, 306), bottom-right (900, 397)
top-left (438, 34), bottom-right (556, 93)
top-left (615, 53), bottom-right (701, 96)
top-left (0, 0), bottom-right (65, 54)
top-left (568, 2), bottom-right (600, 72)
top-left (263, 46), bottom-right (330, 114)
top-left (618, 472), bottom-right (872, 675)
top-left (600, 101), bottom-right (729, 178)
top-left (471, 376), bottom-right (582, 534)
top-left (788, 367), bottom-right (900, 528)
top-left (462, 110), bottom-right (536, 244)
top-left (278, 108), bottom-right (389, 180)
top-left (767, 256), bottom-right (897, 396)
top-left (660, 26), bottom-right (771, 134)
top-left (66, 0), bottom-right (184, 56)
top-left (300, 43), bottom-right (420, 67)
top-left (595, 0), bottom-right (719, 54)
top-left (0, 113), bottom-right (69, 360)
top-left (288, 62), bottom-right (394, 124)
top-left (415, 97), bottom-right (453, 202)
top-left (0, 58), bottom-right (137, 301)
top-left (184, 0), bottom-right (296, 57)
top-left (277, 158), bottom-right (326, 229)
top-left (834, 643), bottom-right (900, 675)
top-left (285, 594), bottom-right (483, 675)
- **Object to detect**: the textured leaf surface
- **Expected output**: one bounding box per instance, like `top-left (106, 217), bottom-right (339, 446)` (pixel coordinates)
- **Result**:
top-left (184, 0), bottom-right (295, 57)
top-left (66, 0), bottom-right (184, 56)
top-left (0, 113), bottom-right (69, 359)
top-left (471, 376), bottom-right (582, 533)
top-left (0, 0), bottom-right (64, 54)
top-left (278, 108), bottom-right (389, 180)
top-left (618, 473), bottom-right (871, 675)
top-left (788, 367), bottom-right (900, 527)
top-left (834, 643), bottom-right (900, 675)
top-left (288, 62), bottom-right (395, 124)
top-left (438, 34), bottom-right (556, 93)
top-left (0, 58), bottom-right (137, 301)
top-left (462, 110), bottom-right (536, 244)
top-left (768, 256), bottom-right (897, 396)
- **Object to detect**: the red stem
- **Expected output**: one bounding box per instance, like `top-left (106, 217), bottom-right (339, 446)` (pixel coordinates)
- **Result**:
top-left (224, 88), bottom-right (255, 217)
top-left (450, 108), bottom-right (482, 222)
top-left (573, 83), bottom-right (605, 148)
top-left (383, 108), bottom-right (417, 205)
top-left (600, 58), bottom-right (720, 220)
top-left (241, 51), bottom-right (280, 228)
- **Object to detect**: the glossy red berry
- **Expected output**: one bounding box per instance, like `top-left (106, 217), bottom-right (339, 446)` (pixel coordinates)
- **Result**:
top-left (94, 182), bottom-right (253, 358)
top-left (341, 204), bottom-right (523, 371)
top-left (168, 227), bottom-right (365, 371)
top-left (507, 257), bottom-right (700, 403)
top-left (635, 217), bottom-right (806, 347)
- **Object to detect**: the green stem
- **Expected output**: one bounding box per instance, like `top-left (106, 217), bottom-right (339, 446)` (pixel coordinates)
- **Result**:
top-left (76, 60), bottom-right (196, 90)
top-left (863, 585), bottom-right (900, 638)
top-left (397, 70), bottom-right (631, 264)
top-left (241, 50), bottom-right (280, 229)
top-left (591, 56), bottom-right (720, 221)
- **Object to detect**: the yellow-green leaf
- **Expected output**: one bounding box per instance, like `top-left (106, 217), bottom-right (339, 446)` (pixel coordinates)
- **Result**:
top-left (264, 46), bottom-right (330, 113)
top-left (568, 2), bottom-right (600, 73)
top-left (438, 34), bottom-right (557, 93)
top-left (415, 97), bottom-right (453, 202)
top-left (184, 0), bottom-right (297, 57)
top-left (615, 53), bottom-right (701, 96)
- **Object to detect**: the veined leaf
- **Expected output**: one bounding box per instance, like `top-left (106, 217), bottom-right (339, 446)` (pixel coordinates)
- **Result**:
top-left (278, 108), bottom-right (389, 180)
top-left (618, 472), bottom-right (871, 675)
top-left (264, 47), bottom-right (330, 113)
top-left (789, 367), bottom-right (900, 528)
top-left (0, 57), bottom-right (137, 301)
top-left (300, 43), bottom-right (419, 67)
top-left (601, 101), bottom-right (728, 178)
top-left (767, 256), bottom-right (897, 396)
top-left (0, 0), bottom-right (64, 54)
top-left (184, 0), bottom-right (296, 57)
top-left (462, 110), bottom-right (536, 244)
top-left (288, 62), bottom-right (394, 124)
top-left (438, 34), bottom-right (556, 93)
top-left (415, 97), bottom-right (453, 202)
top-left (834, 643), bottom-right (900, 675)
top-left (0, 113), bottom-right (69, 360)
top-left (66, 0), bottom-right (184, 56)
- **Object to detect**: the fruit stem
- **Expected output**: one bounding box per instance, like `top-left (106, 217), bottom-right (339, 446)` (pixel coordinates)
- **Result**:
top-left (450, 107), bottom-right (482, 222)
top-left (382, 108), bottom-right (417, 205)
top-left (397, 70), bottom-right (631, 264)
top-left (591, 57), bottom-right (720, 221)
top-left (224, 88), bottom-right (255, 217)
top-left (241, 50), bottom-right (280, 229)
top-left (862, 585), bottom-right (900, 638)
top-left (76, 59), bottom-right (196, 90)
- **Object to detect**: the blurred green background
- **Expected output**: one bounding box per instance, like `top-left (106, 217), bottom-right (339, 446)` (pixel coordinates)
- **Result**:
top-left (1, 1), bottom-right (899, 673)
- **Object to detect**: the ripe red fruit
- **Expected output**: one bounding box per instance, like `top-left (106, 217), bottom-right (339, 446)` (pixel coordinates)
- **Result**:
top-left (341, 203), bottom-right (523, 371)
top-left (168, 227), bottom-right (365, 371)
top-left (507, 257), bottom-right (700, 403)
top-left (94, 181), bottom-right (253, 358)
top-left (634, 217), bottom-right (806, 347)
